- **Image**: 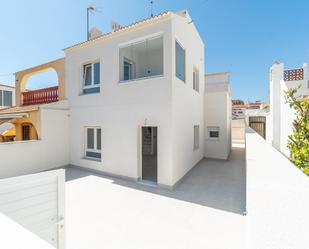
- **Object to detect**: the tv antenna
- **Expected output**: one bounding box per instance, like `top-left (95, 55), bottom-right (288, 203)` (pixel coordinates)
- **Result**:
top-left (87, 4), bottom-right (102, 40)
top-left (150, 1), bottom-right (154, 17)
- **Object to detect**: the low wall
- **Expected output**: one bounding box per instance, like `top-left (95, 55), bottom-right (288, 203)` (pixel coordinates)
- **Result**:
top-left (0, 107), bottom-right (69, 178)
top-left (246, 127), bottom-right (309, 249)
top-left (232, 119), bottom-right (245, 143)
top-left (0, 212), bottom-right (55, 249)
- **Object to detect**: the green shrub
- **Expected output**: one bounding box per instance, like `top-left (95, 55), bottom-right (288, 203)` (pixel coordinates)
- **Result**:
top-left (284, 85), bottom-right (309, 176)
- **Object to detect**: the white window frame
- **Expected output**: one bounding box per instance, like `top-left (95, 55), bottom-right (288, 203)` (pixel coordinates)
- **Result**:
top-left (82, 61), bottom-right (100, 90)
top-left (123, 57), bottom-right (136, 81)
top-left (193, 125), bottom-right (200, 150)
top-left (84, 127), bottom-right (101, 160)
top-left (0, 90), bottom-right (13, 107)
top-left (207, 126), bottom-right (220, 141)
top-left (193, 67), bottom-right (199, 92)
top-left (118, 34), bottom-right (164, 83)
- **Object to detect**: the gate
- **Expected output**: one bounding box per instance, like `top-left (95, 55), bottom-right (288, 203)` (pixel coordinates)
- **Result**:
top-left (0, 169), bottom-right (65, 249)
top-left (249, 116), bottom-right (266, 139)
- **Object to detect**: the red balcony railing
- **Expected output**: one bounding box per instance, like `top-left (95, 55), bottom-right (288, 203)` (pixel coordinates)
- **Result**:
top-left (22, 86), bottom-right (59, 106)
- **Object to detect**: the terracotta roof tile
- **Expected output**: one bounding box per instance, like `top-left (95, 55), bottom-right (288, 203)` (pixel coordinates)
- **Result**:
top-left (0, 105), bottom-right (39, 115)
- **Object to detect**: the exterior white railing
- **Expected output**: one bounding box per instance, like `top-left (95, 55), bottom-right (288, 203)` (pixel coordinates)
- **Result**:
top-left (245, 127), bottom-right (309, 249)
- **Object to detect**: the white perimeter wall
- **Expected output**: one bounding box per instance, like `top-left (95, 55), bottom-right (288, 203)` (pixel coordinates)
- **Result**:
top-left (0, 105), bottom-right (69, 178)
top-left (65, 18), bottom-right (174, 186)
top-left (232, 119), bottom-right (245, 143)
top-left (270, 63), bottom-right (308, 157)
top-left (170, 13), bottom-right (205, 185)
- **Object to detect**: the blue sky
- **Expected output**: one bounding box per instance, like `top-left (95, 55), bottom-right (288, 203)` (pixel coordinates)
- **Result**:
top-left (0, 0), bottom-right (308, 101)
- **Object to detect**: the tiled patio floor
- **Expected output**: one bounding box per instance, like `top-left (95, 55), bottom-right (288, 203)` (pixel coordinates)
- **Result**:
top-left (65, 146), bottom-right (246, 249)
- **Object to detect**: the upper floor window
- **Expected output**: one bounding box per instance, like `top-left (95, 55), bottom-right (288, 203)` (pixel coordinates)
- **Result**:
top-left (82, 62), bottom-right (100, 94)
top-left (176, 40), bottom-right (185, 82)
top-left (0, 90), bottom-right (13, 107)
top-left (119, 35), bottom-right (163, 82)
top-left (193, 67), bottom-right (199, 92)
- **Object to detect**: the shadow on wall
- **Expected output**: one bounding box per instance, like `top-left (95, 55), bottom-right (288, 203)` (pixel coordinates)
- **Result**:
top-left (65, 146), bottom-right (246, 215)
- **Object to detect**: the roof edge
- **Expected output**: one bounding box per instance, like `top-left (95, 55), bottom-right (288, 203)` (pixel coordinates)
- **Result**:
top-left (63, 11), bottom-right (172, 52)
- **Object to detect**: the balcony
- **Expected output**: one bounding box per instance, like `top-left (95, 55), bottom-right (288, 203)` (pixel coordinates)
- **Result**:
top-left (22, 86), bottom-right (59, 106)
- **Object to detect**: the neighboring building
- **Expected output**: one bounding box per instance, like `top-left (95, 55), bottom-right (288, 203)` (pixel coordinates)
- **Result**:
top-left (0, 84), bottom-right (15, 109)
top-left (0, 84), bottom-right (16, 142)
top-left (204, 72), bottom-right (231, 159)
top-left (0, 10), bottom-right (232, 188)
top-left (232, 100), bottom-right (269, 139)
top-left (269, 62), bottom-right (309, 156)
top-left (232, 104), bottom-right (246, 119)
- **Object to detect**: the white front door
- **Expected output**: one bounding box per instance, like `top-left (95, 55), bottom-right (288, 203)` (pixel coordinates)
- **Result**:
top-left (0, 169), bottom-right (65, 249)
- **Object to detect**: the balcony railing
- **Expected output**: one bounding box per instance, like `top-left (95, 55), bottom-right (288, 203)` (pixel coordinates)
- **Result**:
top-left (22, 86), bottom-right (59, 106)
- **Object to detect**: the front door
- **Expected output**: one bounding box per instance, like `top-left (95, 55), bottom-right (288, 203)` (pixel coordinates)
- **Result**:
top-left (141, 127), bottom-right (158, 183)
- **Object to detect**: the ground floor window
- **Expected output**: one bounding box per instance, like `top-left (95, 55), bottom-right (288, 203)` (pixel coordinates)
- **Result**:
top-left (193, 125), bottom-right (199, 150)
top-left (207, 127), bottom-right (220, 140)
top-left (85, 127), bottom-right (101, 160)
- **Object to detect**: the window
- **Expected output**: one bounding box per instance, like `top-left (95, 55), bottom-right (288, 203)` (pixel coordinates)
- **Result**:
top-left (176, 40), bottom-right (185, 82)
top-left (22, 125), bottom-right (30, 141)
top-left (123, 58), bottom-right (135, 81)
top-left (119, 35), bottom-right (163, 82)
top-left (193, 125), bottom-right (199, 150)
top-left (0, 90), bottom-right (13, 107)
top-left (208, 127), bottom-right (220, 140)
top-left (82, 62), bottom-right (100, 94)
top-left (193, 67), bottom-right (199, 92)
top-left (85, 127), bottom-right (101, 160)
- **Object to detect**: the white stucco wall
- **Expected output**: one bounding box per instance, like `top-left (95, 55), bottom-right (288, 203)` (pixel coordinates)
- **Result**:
top-left (0, 103), bottom-right (69, 178)
top-left (204, 74), bottom-right (231, 160)
top-left (269, 62), bottom-right (308, 157)
top-left (170, 12), bottom-right (205, 185)
top-left (232, 119), bottom-right (245, 142)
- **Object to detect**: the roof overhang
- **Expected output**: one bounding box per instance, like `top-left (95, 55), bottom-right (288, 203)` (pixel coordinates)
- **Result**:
top-left (0, 113), bottom-right (29, 122)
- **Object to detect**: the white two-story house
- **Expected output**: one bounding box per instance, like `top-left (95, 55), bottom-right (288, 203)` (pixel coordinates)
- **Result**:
top-left (0, 10), bottom-right (231, 188)
top-left (64, 10), bottom-right (205, 187)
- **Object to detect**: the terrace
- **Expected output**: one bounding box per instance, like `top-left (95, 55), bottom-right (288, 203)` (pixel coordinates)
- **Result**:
top-left (1, 129), bottom-right (309, 249)
top-left (65, 144), bottom-right (246, 249)
top-left (15, 58), bottom-right (65, 106)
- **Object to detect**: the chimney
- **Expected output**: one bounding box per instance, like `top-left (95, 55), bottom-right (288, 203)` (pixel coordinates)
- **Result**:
top-left (111, 21), bottom-right (123, 32)
top-left (89, 27), bottom-right (102, 40)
